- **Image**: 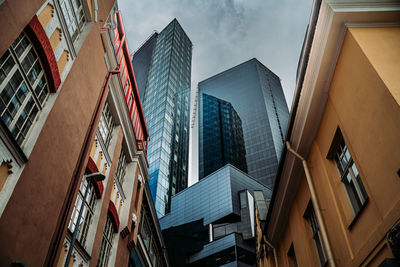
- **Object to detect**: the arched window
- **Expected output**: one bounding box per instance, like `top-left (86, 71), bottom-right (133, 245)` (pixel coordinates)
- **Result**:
top-left (0, 32), bottom-right (50, 146)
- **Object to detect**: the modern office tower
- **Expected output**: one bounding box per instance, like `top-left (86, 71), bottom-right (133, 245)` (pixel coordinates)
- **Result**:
top-left (198, 58), bottom-right (289, 188)
top-left (167, 88), bottom-right (190, 206)
top-left (199, 94), bottom-right (247, 178)
top-left (132, 19), bottom-right (192, 217)
top-left (131, 32), bottom-right (158, 101)
top-left (160, 165), bottom-right (272, 266)
top-left (0, 4), bottom-right (169, 266)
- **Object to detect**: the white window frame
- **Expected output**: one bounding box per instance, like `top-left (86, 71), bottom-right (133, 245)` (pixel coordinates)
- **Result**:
top-left (0, 32), bottom-right (50, 147)
top-left (55, 0), bottom-right (91, 58)
top-left (97, 216), bottom-right (115, 267)
top-left (333, 133), bottom-right (368, 216)
top-left (98, 102), bottom-right (115, 150)
top-left (68, 177), bottom-right (97, 249)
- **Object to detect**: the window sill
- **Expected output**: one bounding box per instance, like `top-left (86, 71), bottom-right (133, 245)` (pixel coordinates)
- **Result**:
top-left (348, 197), bottom-right (369, 230)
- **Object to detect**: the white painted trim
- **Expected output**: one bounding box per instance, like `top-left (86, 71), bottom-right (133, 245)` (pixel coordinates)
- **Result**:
top-left (345, 21), bottom-right (400, 28)
top-left (137, 235), bottom-right (153, 267)
top-left (328, 0), bottom-right (400, 12)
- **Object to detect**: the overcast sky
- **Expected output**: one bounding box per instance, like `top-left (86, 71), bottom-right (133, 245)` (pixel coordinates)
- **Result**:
top-left (118, 0), bottom-right (313, 182)
top-left (119, 0), bottom-right (313, 106)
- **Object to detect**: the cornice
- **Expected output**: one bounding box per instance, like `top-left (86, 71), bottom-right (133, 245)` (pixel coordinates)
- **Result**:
top-left (267, 0), bottom-right (400, 244)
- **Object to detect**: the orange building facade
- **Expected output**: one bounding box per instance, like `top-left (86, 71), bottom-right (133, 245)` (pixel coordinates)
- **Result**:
top-left (0, 0), bottom-right (169, 266)
top-left (260, 1), bottom-right (400, 267)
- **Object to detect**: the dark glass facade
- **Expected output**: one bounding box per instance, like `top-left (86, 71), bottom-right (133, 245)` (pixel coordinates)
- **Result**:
top-left (167, 88), bottom-right (190, 212)
top-left (131, 32), bottom-right (158, 101)
top-left (132, 19), bottom-right (192, 217)
top-left (200, 93), bottom-right (247, 178)
top-left (198, 58), bottom-right (289, 188)
top-left (160, 165), bottom-right (271, 267)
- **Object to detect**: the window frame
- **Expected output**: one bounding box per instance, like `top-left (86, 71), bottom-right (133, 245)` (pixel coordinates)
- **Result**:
top-left (0, 32), bottom-right (50, 147)
top-left (304, 203), bottom-right (328, 267)
top-left (55, 0), bottom-right (91, 57)
top-left (115, 148), bottom-right (127, 186)
top-left (327, 128), bottom-right (368, 217)
top-left (97, 216), bottom-right (115, 267)
top-left (139, 205), bottom-right (160, 266)
top-left (68, 176), bottom-right (97, 249)
top-left (97, 101), bottom-right (115, 151)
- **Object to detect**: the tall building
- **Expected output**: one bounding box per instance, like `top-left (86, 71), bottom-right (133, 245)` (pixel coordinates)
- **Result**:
top-left (198, 59), bottom-right (289, 188)
top-left (260, 1), bottom-right (400, 266)
top-left (0, 2), bottom-right (169, 266)
top-left (168, 88), bottom-right (190, 202)
top-left (160, 164), bottom-right (272, 267)
top-left (131, 32), bottom-right (158, 101)
top-left (199, 93), bottom-right (247, 178)
top-left (132, 19), bottom-right (192, 217)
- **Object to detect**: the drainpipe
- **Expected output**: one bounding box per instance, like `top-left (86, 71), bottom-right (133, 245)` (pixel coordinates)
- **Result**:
top-left (94, 0), bottom-right (98, 22)
top-left (286, 141), bottom-right (336, 267)
top-left (44, 66), bottom-right (120, 266)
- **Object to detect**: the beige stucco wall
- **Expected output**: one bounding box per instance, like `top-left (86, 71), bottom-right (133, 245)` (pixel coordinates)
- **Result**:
top-left (265, 27), bottom-right (400, 267)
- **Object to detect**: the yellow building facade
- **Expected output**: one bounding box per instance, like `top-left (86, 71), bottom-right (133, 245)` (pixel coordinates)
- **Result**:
top-left (261, 1), bottom-right (400, 266)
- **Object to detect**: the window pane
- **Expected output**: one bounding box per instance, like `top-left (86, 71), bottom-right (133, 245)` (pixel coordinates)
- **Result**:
top-left (59, 0), bottom-right (86, 42)
top-left (306, 204), bottom-right (327, 267)
top-left (97, 216), bottom-right (115, 267)
top-left (0, 32), bottom-right (49, 146)
top-left (68, 178), bottom-right (97, 248)
top-left (333, 132), bottom-right (368, 216)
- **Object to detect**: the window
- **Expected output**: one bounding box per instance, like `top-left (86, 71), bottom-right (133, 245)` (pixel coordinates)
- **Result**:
top-left (115, 149), bottom-right (127, 187)
top-left (141, 216), bottom-right (151, 250)
top-left (97, 216), bottom-right (115, 267)
top-left (304, 203), bottom-right (327, 266)
top-left (328, 128), bottom-right (368, 215)
top-left (0, 32), bottom-right (49, 146)
top-left (139, 206), bottom-right (160, 266)
top-left (98, 102), bottom-right (114, 149)
top-left (149, 242), bottom-right (157, 266)
top-left (58, 0), bottom-right (86, 43)
top-left (287, 244), bottom-right (298, 267)
top-left (68, 176), bottom-right (97, 248)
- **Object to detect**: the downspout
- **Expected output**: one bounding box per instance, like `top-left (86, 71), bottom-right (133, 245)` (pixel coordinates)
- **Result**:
top-left (286, 141), bottom-right (336, 267)
top-left (264, 239), bottom-right (279, 267)
top-left (45, 66), bottom-right (120, 266)
top-left (94, 0), bottom-right (98, 22)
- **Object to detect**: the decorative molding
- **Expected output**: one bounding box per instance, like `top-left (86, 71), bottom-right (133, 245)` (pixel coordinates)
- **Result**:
top-left (120, 226), bottom-right (130, 239)
top-left (345, 21), bottom-right (400, 28)
top-left (27, 15), bottom-right (61, 92)
top-left (328, 1), bottom-right (400, 12)
top-left (108, 200), bottom-right (120, 233)
top-left (268, 0), bottom-right (400, 245)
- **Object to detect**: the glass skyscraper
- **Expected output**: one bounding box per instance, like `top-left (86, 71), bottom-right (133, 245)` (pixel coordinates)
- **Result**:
top-left (132, 19), bottom-right (192, 217)
top-left (198, 58), bottom-right (289, 189)
top-left (199, 93), bottom-right (247, 178)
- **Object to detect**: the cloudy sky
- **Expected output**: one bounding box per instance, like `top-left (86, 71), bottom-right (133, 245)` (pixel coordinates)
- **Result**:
top-left (119, 0), bottom-right (313, 106)
top-left (118, 0), bottom-right (313, 181)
